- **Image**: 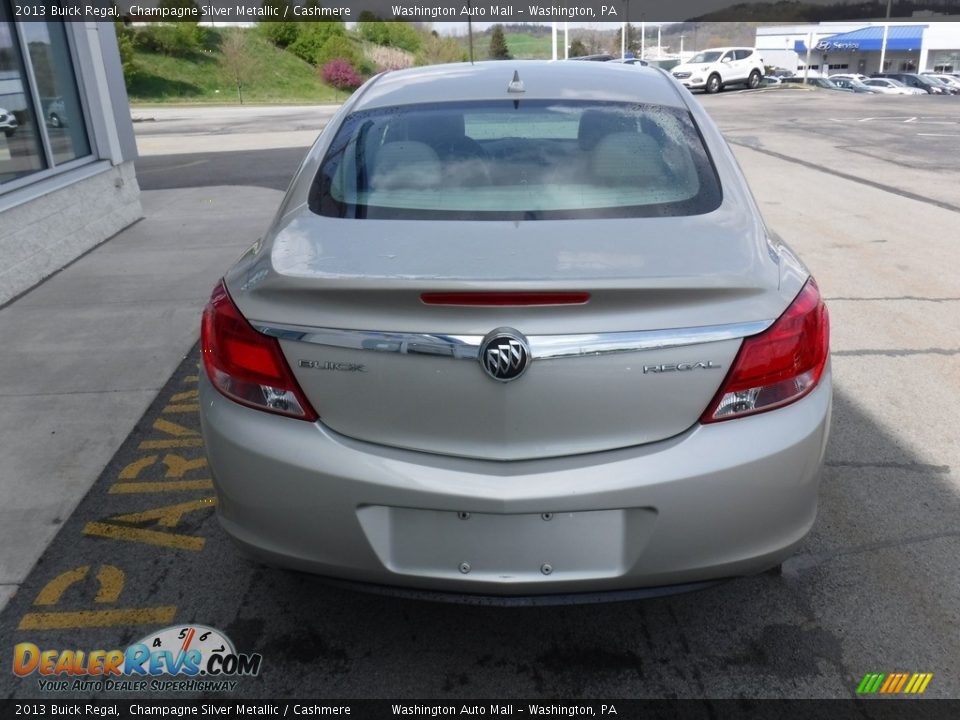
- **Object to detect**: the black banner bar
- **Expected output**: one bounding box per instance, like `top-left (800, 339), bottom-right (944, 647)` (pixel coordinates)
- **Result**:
top-left (8, 0), bottom-right (960, 23)
top-left (3, 700), bottom-right (960, 720)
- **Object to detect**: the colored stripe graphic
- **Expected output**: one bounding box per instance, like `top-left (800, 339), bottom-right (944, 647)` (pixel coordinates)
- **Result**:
top-left (856, 673), bottom-right (885, 694)
top-left (857, 672), bottom-right (932, 694)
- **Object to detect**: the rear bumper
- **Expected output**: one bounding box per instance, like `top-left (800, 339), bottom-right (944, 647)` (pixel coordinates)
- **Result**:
top-left (199, 369), bottom-right (831, 596)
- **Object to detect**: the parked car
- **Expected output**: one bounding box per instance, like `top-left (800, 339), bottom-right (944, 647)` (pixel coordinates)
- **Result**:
top-left (872, 72), bottom-right (947, 94)
top-left (766, 67), bottom-right (794, 78)
top-left (758, 76), bottom-right (782, 87)
top-left (925, 73), bottom-right (960, 90)
top-left (829, 77), bottom-right (881, 94)
top-left (199, 61), bottom-right (832, 599)
top-left (671, 47), bottom-right (765, 93)
top-left (607, 57), bottom-right (649, 66)
top-left (862, 77), bottom-right (926, 95)
top-left (924, 75), bottom-right (960, 94)
top-left (782, 76), bottom-right (852, 91)
top-left (569, 53), bottom-right (615, 62)
top-left (44, 98), bottom-right (67, 128)
top-left (829, 73), bottom-right (870, 82)
top-left (0, 107), bottom-right (17, 137)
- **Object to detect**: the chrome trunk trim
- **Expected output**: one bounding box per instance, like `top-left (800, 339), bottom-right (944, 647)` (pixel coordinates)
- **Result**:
top-left (254, 319), bottom-right (773, 360)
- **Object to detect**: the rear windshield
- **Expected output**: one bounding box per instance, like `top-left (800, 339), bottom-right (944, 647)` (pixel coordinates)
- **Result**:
top-left (310, 100), bottom-right (722, 221)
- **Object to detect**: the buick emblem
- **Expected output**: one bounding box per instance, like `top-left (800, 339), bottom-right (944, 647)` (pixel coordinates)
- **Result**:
top-left (479, 328), bottom-right (530, 382)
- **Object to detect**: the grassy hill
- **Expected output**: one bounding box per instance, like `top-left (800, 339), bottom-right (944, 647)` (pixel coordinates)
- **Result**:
top-left (126, 30), bottom-right (341, 105)
top-left (505, 32), bottom-right (555, 59)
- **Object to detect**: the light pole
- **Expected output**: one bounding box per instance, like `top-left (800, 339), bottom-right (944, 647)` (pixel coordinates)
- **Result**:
top-left (879, 0), bottom-right (893, 73)
top-left (467, 1), bottom-right (474, 64)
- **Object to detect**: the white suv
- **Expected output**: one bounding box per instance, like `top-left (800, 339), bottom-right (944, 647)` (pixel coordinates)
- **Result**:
top-left (671, 48), bottom-right (765, 93)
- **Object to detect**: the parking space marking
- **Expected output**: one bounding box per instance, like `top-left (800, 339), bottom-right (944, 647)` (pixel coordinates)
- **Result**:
top-left (729, 140), bottom-right (960, 214)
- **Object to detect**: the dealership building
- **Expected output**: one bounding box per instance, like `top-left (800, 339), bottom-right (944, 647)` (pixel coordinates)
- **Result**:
top-left (756, 20), bottom-right (960, 76)
top-left (0, 18), bottom-right (141, 306)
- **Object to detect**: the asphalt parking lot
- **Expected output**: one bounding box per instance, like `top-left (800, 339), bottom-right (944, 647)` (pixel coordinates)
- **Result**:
top-left (1, 89), bottom-right (959, 699)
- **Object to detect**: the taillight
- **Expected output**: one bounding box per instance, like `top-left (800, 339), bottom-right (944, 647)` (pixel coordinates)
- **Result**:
top-left (201, 280), bottom-right (318, 421)
top-left (701, 278), bottom-right (829, 423)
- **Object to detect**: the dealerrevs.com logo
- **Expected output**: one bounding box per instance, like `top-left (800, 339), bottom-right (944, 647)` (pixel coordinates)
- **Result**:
top-left (13, 625), bottom-right (262, 693)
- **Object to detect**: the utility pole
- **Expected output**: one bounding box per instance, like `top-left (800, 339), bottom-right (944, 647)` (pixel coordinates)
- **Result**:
top-left (804, 31), bottom-right (813, 83)
top-left (552, 22), bottom-right (557, 61)
top-left (564, 22), bottom-right (569, 59)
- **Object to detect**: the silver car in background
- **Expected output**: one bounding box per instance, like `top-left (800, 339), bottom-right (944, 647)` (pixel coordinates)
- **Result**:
top-left (199, 61), bottom-right (831, 600)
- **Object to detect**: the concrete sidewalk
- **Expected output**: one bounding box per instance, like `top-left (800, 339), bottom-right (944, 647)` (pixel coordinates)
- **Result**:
top-left (0, 185), bottom-right (282, 612)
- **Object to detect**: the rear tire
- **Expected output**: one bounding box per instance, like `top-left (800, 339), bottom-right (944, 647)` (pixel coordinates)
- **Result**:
top-left (706, 74), bottom-right (722, 94)
top-left (747, 70), bottom-right (762, 89)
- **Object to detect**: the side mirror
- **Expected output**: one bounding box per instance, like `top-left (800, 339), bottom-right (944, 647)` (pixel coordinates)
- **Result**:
top-left (721, 57), bottom-right (731, 63)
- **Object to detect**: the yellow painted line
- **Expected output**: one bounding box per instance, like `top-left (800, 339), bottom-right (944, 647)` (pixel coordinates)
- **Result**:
top-left (170, 390), bottom-right (199, 402)
top-left (110, 498), bottom-right (215, 528)
top-left (94, 565), bottom-right (125, 604)
top-left (139, 439), bottom-right (203, 449)
top-left (183, 375), bottom-right (199, 383)
top-left (119, 455), bottom-right (158, 480)
top-left (153, 418), bottom-right (198, 437)
top-left (18, 606), bottom-right (176, 630)
top-left (33, 566), bottom-right (89, 606)
top-left (162, 404), bottom-right (200, 413)
top-left (917, 674), bottom-right (933, 694)
top-left (83, 522), bottom-right (205, 552)
top-left (110, 479), bottom-right (214, 494)
top-left (162, 454), bottom-right (207, 477)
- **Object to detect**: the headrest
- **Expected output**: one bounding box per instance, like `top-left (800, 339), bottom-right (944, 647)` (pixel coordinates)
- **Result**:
top-left (578, 110), bottom-right (636, 151)
top-left (370, 141), bottom-right (442, 190)
top-left (590, 133), bottom-right (666, 184)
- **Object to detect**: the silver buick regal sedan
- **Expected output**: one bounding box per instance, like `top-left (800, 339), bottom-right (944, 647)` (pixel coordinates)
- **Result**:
top-left (199, 61), bottom-right (831, 600)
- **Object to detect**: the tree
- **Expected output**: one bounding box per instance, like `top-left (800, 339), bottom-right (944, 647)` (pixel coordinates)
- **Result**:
top-left (259, 1), bottom-right (299, 48)
top-left (416, 33), bottom-right (466, 66)
top-left (568, 39), bottom-right (588, 58)
top-left (611, 23), bottom-right (639, 56)
top-left (114, 21), bottom-right (138, 85)
top-left (488, 25), bottom-right (511, 60)
top-left (287, 22), bottom-right (346, 65)
top-left (314, 35), bottom-right (361, 68)
top-left (221, 29), bottom-right (255, 104)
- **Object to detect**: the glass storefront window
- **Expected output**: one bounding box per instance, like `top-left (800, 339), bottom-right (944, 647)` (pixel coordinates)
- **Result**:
top-left (0, 5), bottom-right (91, 189)
top-left (0, 14), bottom-right (46, 184)
top-left (21, 21), bottom-right (89, 165)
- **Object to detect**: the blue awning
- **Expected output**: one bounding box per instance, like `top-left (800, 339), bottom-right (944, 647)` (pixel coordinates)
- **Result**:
top-left (794, 25), bottom-right (926, 54)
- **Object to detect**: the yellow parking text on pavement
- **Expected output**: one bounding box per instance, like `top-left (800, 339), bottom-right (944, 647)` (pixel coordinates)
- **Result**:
top-left (18, 607), bottom-right (177, 631)
top-left (82, 522), bottom-right (206, 551)
top-left (19, 564), bottom-right (176, 630)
